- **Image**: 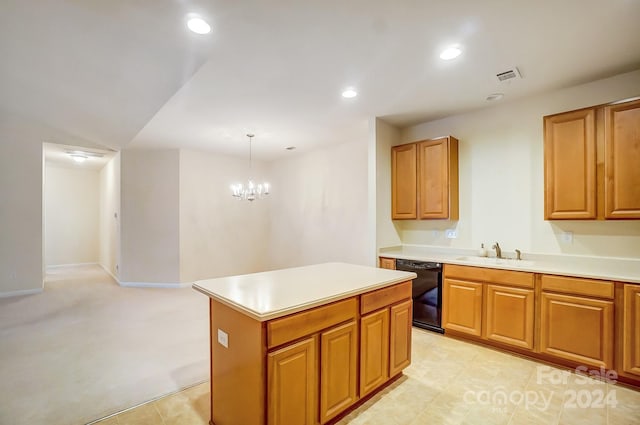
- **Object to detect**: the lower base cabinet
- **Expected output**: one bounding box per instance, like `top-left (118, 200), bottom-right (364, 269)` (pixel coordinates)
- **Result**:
top-left (485, 284), bottom-right (534, 350)
top-left (320, 321), bottom-right (358, 423)
top-left (442, 278), bottom-right (483, 337)
top-left (268, 337), bottom-right (317, 425)
top-left (390, 300), bottom-right (412, 376)
top-left (623, 284), bottom-right (640, 376)
top-left (360, 309), bottom-right (389, 397)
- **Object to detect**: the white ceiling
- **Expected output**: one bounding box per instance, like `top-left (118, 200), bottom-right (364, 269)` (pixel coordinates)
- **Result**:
top-left (2, 1), bottom-right (640, 161)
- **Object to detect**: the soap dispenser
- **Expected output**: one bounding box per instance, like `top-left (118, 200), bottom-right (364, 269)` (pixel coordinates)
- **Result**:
top-left (478, 243), bottom-right (488, 257)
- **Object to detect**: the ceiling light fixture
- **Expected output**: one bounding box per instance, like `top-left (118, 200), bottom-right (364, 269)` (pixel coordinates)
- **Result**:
top-left (187, 17), bottom-right (211, 34)
top-left (231, 134), bottom-right (270, 202)
top-left (439, 46), bottom-right (462, 60)
top-left (342, 88), bottom-right (358, 98)
top-left (69, 153), bottom-right (88, 163)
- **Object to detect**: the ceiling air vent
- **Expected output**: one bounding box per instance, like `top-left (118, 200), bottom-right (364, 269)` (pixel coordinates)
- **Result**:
top-left (496, 67), bottom-right (522, 82)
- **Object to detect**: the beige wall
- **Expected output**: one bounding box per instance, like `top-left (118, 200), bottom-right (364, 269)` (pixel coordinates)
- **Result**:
top-left (99, 153), bottom-right (120, 278)
top-left (0, 119), bottom-right (43, 294)
top-left (267, 138), bottom-right (370, 269)
top-left (380, 69), bottom-right (640, 258)
top-left (374, 118), bottom-right (402, 251)
top-left (120, 149), bottom-right (180, 283)
top-left (44, 165), bottom-right (100, 266)
top-left (179, 150), bottom-right (269, 282)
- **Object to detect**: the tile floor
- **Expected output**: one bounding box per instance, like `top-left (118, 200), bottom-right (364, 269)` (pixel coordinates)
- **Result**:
top-left (95, 328), bottom-right (640, 425)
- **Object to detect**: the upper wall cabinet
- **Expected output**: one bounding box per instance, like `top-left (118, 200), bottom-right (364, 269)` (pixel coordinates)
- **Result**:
top-left (391, 136), bottom-right (459, 220)
top-left (544, 97), bottom-right (640, 220)
top-left (604, 99), bottom-right (640, 219)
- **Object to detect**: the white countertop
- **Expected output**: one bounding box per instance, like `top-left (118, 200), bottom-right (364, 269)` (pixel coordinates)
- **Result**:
top-left (379, 245), bottom-right (640, 284)
top-left (192, 262), bottom-right (417, 321)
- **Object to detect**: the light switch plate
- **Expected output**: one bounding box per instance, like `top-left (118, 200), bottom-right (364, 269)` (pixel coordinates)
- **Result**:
top-left (217, 329), bottom-right (228, 348)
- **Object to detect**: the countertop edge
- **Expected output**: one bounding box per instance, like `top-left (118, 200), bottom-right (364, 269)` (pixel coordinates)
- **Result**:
top-left (378, 250), bottom-right (640, 284)
top-left (192, 273), bottom-right (416, 322)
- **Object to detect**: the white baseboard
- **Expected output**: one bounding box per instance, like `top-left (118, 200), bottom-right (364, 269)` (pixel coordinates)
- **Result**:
top-left (0, 288), bottom-right (44, 298)
top-left (46, 262), bottom-right (98, 269)
top-left (118, 281), bottom-right (192, 289)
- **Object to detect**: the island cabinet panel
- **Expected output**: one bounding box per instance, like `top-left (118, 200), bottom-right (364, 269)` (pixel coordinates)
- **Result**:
top-left (389, 300), bottom-right (412, 377)
top-left (442, 278), bottom-right (483, 337)
top-left (544, 108), bottom-right (597, 219)
top-left (320, 321), bottom-right (358, 424)
top-left (623, 284), bottom-right (640, 376)
top-left (391, 143), bottom-right (417, 219)
top-left (604, 98), bottom-right (640, 218)
top-left (267, 336), bottom-right (317, 425)
top-left (539, 292), bottom-right (614, 369)
top-left (484, 285), bottom-right (534, 350)
top-left (209, 299), bottom-right (266, 425)
top-left (359, 309), bottom-right (389, 397)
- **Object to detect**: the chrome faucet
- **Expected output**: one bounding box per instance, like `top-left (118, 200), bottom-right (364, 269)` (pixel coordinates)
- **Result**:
top-left (515, 249), bottom-right (522, 261)
top-left (492, 242), bottom-right (502, 259)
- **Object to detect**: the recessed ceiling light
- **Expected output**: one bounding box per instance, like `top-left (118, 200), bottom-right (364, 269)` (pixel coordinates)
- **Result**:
top-left (187, 17), bottom-right (211, 34)
top-left (440, 46), bottom-right (462, 60)
top-left (342, 88), bottom-right (357, 98)
top-left (285, 146), bottom-right (296, 151)
top-left (486, 93), bottom-right (504, 101)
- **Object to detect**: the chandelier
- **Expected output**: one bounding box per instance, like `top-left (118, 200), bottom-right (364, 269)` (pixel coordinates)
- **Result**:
top-left (231, 134), bottom-right (270, 201)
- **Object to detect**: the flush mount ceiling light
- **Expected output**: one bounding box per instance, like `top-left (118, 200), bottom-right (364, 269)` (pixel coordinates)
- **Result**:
top-left (230, 134), bottom-right (270, 202)
top-left (187, 17), bottom-right (211, 34)
top-left (341, 88), bottom-right (358, 98)
top-left (486, 93), bottom-right (504, 101)
top-left (66, 150), bottom-right (103, 163)
top-left (69, 153), bottom-right (88, 163)
top-left (439, 46), bottom-right (462, 60)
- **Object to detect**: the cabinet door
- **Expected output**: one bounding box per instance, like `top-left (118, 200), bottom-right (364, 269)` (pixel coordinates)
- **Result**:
top-left (623, 284), bottom-right (640, 376)
top-left (485, 285), bottom-right (534, 350)
top-left (391, 143), bottom-right (417, 219)
top-left (604, 98), bottom-right (640, 218)
top-left (320, 321), bottom-right (358, 423)
top-left (417, 137), bottom-right (459, 219)
top-left (390, 300), bottom-right (412, 377)
top-left (379, 257), bottom-right (396, 270)
top-left (540, 292), bottom-right (613, 369)
top-left (360, 309), bottom-right (389, 397)
top-left (267, 336), bottom-right (317, 425)
top-left (544, 108), bottom-right (597, 219)
top-left (442, 278), bottom-right (483, 337)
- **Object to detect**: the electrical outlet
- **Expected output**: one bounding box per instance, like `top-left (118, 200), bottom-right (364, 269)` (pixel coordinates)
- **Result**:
top-left (560, 231), bottom-right (573, 244)
top-left (217, 329), bottom-right (229, 348)
top-left (445, 229), bottom-right (458, 239)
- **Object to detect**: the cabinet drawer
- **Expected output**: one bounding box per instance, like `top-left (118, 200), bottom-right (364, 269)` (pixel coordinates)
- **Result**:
top-left (541, 275), bottom-right (614, 299)
top-left (444, 264), bottom-right (534, 288)
top-left (267, 298), bottom-right (358, 349)
top-left (361, 281), bottom-right (411, 315)
top-left (379, 257), bottom-right (396, 270)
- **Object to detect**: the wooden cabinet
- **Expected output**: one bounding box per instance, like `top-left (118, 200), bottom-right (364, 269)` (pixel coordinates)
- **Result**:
top-left (623, 284), bottom-right (640, 376)
top-left (417, 137), bottom-right (459, 219)
top-left (604, 99), bottom-right (640, 218)
top-left (443, 265), bottom-right (535, 351)
top-left (539, 275), bottom-right (614, 369)
top-left (391, 143), bottom-right (417, 219)
top-left (544, 97), bottom-right (640, 220)
top-left (379, 257), bottom-right (396, 270)
top-left (268, 337), bottom-right (317, 425)
top-left (442, 278), bottom-right (483, 337)
top-left (391, 136), bottom-right (459, 220)
top-left (389, 300), bottom-right (412, 376)
top-left (320, 321), bottom-right (358, 423)
top-left (485, 284), bottom-right (534, 350)
top-left (359, 282), bottom-right (412, 397)
top-left (360, 309), bottom-right (389, 397)
top-left (544, 108), bottom-right (596, 219)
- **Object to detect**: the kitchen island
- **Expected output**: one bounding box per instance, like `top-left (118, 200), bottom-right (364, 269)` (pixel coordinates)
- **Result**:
top-left (193, 262), bottom-right (416, 425)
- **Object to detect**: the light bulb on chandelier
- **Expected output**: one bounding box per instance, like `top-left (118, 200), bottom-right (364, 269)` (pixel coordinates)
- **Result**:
top-left (231, 134), bottom-right (270, 201)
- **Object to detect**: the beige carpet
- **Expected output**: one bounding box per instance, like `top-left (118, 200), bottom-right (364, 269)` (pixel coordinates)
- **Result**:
top-left (0, 265), bottom-right (209, 425)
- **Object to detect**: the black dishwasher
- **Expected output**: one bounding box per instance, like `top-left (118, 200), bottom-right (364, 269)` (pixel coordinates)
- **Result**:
top-left (395, 259), bottom-right (444, 333)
